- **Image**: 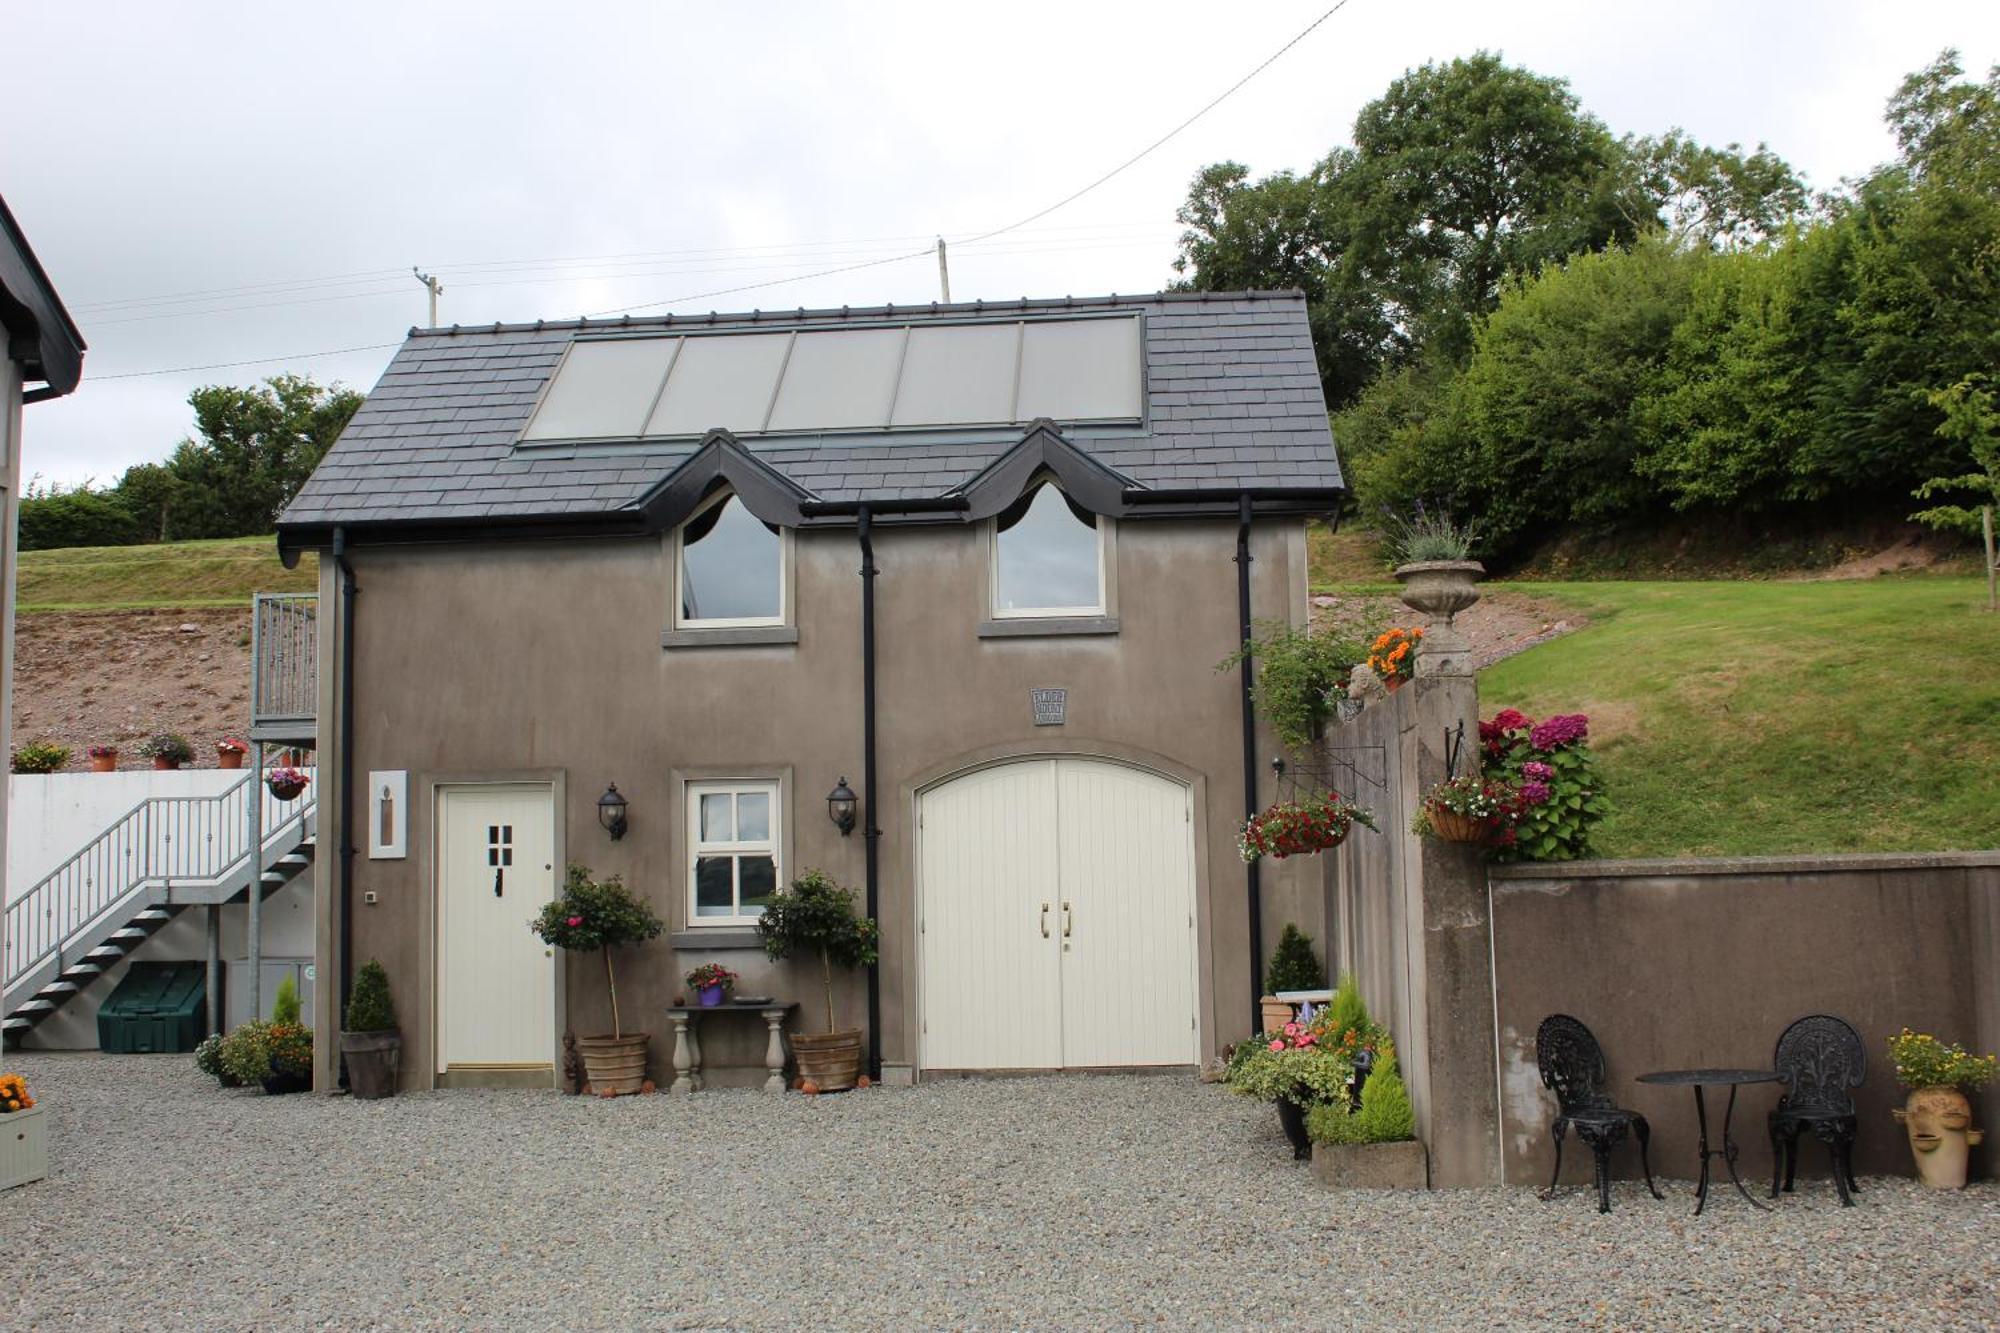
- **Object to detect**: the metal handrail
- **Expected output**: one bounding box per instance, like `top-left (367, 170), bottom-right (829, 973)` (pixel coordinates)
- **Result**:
top-left (2, 772), bottom-right (316, 995)
top-left (252, 592), bottom-right (317, 724)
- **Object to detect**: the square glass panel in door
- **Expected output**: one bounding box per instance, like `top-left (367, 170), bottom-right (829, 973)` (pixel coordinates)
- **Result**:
top-left (699, 792), bottom-right (734, 842)
top-left (994, 484), bottom-right (1102, 614)
top-left (694, 857), bottom-right (736, 917)
top-left (680, 495), bottom-right (783, 624)
top-left (738, 855), bottom-right (777, 914)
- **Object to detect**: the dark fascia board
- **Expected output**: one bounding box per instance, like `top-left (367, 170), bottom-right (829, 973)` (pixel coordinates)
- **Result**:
top-left (625, 428), bottom-right (819, 531)
top-left (0, 195), bottom-right (86, 399)
top-left (952, 420), bottom-right (1136, 521)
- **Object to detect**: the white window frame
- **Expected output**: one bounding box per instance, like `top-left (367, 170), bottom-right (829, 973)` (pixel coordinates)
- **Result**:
top-left (989, 484), bottom-right (1112, 619)
top-left (686, 780), bottom-right (783, 927)
top-left (673, 489), bottom-right (791, 630)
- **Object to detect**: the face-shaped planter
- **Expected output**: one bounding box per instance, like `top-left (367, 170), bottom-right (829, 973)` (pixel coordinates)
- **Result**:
top-left (1893, 1087), bottom-right (1986, 1190)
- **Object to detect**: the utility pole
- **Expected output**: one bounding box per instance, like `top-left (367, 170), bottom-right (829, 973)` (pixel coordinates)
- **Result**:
top-left (412, 267), bottom-right (443, 327)
top-left (935, 237), bottom-right (951, 304)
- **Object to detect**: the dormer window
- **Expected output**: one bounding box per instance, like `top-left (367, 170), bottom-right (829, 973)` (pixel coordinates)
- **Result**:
top-left (677, 491), bottom-right (785, 628)
top-left (992, 482), bottom-right (1106, 618)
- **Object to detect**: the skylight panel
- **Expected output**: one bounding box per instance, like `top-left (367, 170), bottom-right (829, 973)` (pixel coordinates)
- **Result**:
top-left (889, 322), bottom-right (1021, 428)
top-left (1017, 317), bottom-right (1143, 421)
top-left (521, 338), bottom-right (678, 440)
top-left (766, 327), bottom-right (905, 432)
top-left (645, 332), bottom-right (794, 437)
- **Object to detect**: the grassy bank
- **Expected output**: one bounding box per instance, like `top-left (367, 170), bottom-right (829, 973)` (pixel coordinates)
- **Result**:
top-left (1479, 578), bottom-right (2000, 858)
top-left (17, 536), bottom-right (314, 612)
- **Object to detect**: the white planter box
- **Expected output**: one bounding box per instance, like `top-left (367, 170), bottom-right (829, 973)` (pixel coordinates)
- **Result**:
top-left (1, 1104), bottom-right (48, 1190)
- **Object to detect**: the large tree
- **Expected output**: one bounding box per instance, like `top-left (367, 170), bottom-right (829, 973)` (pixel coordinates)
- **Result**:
top-left (163, 373), bottom-right (362, 538)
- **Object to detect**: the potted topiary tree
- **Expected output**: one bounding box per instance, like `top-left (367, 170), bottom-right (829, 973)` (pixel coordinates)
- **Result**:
top-left (1305, 1040), bottom-right (1427, 1188)
top-left (530, 864), bottom-right (663, 1096)
top-left (1260, 924), bottom-right (1325, 1033)
top-left (340, 959), bottom-right (400, 1099)
top-left (757, 869), bottom-right (878, 1092)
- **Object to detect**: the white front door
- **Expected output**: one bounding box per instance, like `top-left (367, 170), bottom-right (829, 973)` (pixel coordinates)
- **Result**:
top-left (918, 758), bottom-right (1197, 1071)
top-left (437, 784), bottom-right (557, 1076)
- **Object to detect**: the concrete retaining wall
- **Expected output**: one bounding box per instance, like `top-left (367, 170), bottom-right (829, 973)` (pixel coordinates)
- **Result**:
top-left (1490, 853), bottom-right (2000, 1184)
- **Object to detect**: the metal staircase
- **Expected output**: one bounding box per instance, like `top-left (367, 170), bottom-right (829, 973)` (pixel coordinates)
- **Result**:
top-left (2, 774), bottom-right (316, 1047)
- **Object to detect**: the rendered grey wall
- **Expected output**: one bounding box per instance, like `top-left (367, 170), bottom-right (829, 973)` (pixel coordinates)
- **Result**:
top-left (314, 515), bottom-right (1317, 1090)
top-left (1491, 855), bottom-right (2000, 1183)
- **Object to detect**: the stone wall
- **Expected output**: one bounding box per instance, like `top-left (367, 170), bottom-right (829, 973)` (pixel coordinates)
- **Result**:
top-left (1490, 853), bottom-right (2000, 1184)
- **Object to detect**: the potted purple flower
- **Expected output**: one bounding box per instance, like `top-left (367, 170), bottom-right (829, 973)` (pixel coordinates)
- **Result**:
top-left (685, 962), bottom-right (737, 1008)
top-left (265, 765), bottom-right (310, 801)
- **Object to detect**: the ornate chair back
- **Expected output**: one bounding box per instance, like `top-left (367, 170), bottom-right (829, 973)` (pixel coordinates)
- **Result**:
top-left (1773, 1014), bottom-right (1864, 1116)
top-left (1536, 1014), bottom-right (1618, 1115)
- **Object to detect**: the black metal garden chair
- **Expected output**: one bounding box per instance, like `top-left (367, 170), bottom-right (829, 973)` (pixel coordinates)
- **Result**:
top-left (1769, 1014), bottom-right (1864, 1207)
top-left (1535, 1014), bottom-right (1664, 1214)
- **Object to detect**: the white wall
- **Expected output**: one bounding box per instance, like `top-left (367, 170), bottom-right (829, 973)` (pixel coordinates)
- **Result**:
top-left (6, 769), bottom-right (244, 902)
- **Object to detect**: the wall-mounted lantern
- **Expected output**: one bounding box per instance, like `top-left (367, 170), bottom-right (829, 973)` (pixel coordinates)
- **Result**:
top-left (826, 777), bottom-right (858, 837)
top-left (598, 784), bottom-right (629, 841)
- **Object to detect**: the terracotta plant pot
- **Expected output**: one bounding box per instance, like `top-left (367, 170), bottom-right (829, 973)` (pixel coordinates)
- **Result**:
top-left (1895, 1086), bottom-right (1986, 1189)
top-left (89, 753), bottom-right (117, 773)
top-left (1260, 996), bottom-right (1295, 1034)
top-left (792, 1028), bottom-right (863, 1092)
top-left (339, 1030), bottom-right (402, 1100)
top-left (1424, 807), bottom-right (1491, 844)
top-left (151, 757), bottom-right (177, 771)
top-left (218, 750), bottom-right (245, 770)
top-left (578, 1032), bottom-right (650, 1096)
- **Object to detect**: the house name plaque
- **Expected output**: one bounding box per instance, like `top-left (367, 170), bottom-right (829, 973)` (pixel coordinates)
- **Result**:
top-left (1032, 688), bottom-right (1067, 726)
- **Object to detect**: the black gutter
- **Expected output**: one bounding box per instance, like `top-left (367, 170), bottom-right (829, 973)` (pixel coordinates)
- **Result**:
top-left (1235, 495), bottom-right (1263, 1033)
top-left (799, 496), bottom-right (970, 518)
top-left (857, 506), bottom-right (882, 1081)
top-left (332, 527), bottom-right (359, 1037)
top-left (1125, 486), bottom-right (1346, 504)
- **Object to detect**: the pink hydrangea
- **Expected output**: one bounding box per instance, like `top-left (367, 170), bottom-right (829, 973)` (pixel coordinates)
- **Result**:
top-left (1522, 761), bottom-right (1554, 782)
top-left (1529, 714), bottom-right (1589, 750)
top-left (1517, 781), bottom-right (1553, 807)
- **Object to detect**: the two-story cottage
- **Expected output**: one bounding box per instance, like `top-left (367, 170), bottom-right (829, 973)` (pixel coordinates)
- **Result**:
top-left (277, 289), bottom-right (1344, 1091)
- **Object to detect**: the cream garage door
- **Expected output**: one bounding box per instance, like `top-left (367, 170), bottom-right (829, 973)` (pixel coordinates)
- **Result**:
top-left (919, 758), bottom-right (1198, 1070)
top-left (437, 784), bottom-right (557, 1076)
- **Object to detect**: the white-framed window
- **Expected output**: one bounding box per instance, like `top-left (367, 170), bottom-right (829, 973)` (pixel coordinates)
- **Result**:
top-left (676, 490), bottom-right (787, 628)
top-left (991, 481), bottom-right (1107, 618)
top-left (688, 781), bottom-right (781, 924)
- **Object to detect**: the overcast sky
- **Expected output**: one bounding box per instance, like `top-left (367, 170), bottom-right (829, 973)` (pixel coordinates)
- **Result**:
top-left (7, 1), bottom-right (1996, 489)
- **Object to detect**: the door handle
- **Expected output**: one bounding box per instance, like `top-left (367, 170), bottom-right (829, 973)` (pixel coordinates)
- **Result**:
top-left (494, 868), bottom-right (504, 898)
top-left (1040, 903), bottom-right (1050, 938)
top-left (1062, 901), bottom-right (1072, 938)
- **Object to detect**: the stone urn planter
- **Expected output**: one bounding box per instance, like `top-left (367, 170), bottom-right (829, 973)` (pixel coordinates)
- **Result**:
top-left (1, 1104), bottom-right (47, 1191)
top-left (1311, 1138), bottom-right (1429, 1189)
top-left (578, 1032), bottom-right (651, 1096)
top-left (1894, 1086), bottom-right (1986, 1189)
top-left (1393, 560), bottom-right (1485, 677)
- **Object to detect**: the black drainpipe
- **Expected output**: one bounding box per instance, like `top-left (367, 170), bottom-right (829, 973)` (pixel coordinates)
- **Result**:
top-left (857, 506), bottom-right (882, 1081)
top-left (1235, 495), bottom-right (1263, 1033)
top-left (332, 527), bottom-right (359, 1027)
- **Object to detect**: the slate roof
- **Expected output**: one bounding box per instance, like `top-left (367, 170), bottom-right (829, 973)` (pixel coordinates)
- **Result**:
top-left (279, 290), bottom-right (1338, 532)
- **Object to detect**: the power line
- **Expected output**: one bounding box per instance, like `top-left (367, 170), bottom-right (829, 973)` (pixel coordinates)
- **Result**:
top-left (83, 4), bottom-right (1354, 377)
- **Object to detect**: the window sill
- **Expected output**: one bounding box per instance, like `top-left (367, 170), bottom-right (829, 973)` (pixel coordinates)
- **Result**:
top-left (978, 616), bottom-right (1120, 638)
top-left (661, 625), bottom-right (799, 649)
top-left (670, 928), bottom-right (766, 951)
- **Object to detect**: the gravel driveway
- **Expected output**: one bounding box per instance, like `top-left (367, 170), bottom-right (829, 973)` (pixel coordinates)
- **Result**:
top-left (2, 1053), bottom-right (1995, 1330)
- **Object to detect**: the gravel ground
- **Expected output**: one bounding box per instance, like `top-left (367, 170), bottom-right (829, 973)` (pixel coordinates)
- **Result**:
top-left (2, 1054), bottom-right (1995, 1331)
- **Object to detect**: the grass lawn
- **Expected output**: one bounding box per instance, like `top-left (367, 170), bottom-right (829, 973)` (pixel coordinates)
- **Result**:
top-left (16, 535), bottom-right (314, 611)
top-left (1479, 577), bottom-right (2000, 858)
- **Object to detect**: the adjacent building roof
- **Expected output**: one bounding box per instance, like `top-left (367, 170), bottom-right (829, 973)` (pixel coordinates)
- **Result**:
top-left (278, 290), bottom-right (1338, 545)
top-left (0, 194), bottom-right (86, 400)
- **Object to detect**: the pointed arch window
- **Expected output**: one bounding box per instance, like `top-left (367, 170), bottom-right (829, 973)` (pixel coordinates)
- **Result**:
top-left (677, 491), bottom-right (787, 628)
top-left (992, 481), bottom-right (1107, 618)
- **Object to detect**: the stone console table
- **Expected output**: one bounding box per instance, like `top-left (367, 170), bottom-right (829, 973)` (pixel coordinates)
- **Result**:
top-left (663, 1002), bottom-right (797, 1094)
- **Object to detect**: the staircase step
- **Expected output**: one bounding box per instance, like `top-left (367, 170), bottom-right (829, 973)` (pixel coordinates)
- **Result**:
top-left (134, 909), bottom-right (174, 924)
top-left (2, 1017), bottom-right (31, 1033)
top-left (108, 928), bottom-right (150, 943)
top-left (16, 999), bottom-right (56, 1015)
top-left (63, 961), bottom-right (105, 978)
top-left (38, 981), bottom-right (80, 997)
top-left (276, 854), bottom-right (310, 869)
top-left (85, 946), bottom-right (126, 961)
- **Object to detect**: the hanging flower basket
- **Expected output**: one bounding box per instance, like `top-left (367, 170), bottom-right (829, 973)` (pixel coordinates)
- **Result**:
top-left (266, 766), bottom-right (310, 801)
top-left (1239, 791), bottom-right (1377, 863)
top-left (1410, 774), bottom-right (1513, 846)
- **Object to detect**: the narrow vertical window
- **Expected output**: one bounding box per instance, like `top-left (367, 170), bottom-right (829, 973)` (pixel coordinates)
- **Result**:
top-left (679, 492), bottom-right (784, 626)
top-left (993, 483), bottom-right (1104, 616)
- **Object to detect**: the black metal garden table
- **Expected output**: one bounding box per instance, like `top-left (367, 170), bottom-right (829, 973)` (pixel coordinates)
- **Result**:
top-left (1636, 1068), bottom-right (1782, 1215)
